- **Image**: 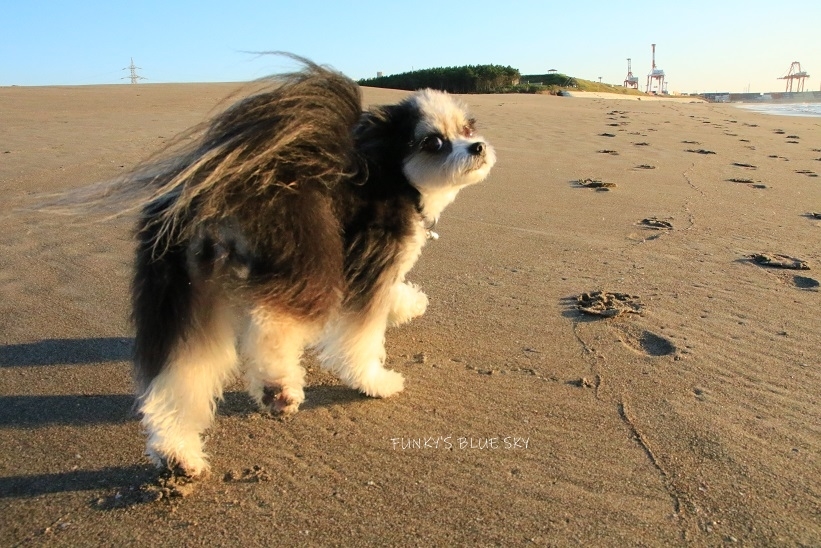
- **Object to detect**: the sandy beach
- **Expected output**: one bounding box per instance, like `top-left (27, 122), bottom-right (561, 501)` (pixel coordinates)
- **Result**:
top-left (560, 91), bottom-right (706, 102)
top-left (1, 82), bottom-right (819, 546)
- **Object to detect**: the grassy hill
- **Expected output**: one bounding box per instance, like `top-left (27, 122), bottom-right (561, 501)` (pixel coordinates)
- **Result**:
top-left (521, 73), bottom-right (647, 96)
top-left (359, 66), bottom-right (651, 96)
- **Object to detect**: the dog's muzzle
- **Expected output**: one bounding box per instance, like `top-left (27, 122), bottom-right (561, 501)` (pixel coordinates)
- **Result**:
top-left (468, 142), bottom-right (486, 156)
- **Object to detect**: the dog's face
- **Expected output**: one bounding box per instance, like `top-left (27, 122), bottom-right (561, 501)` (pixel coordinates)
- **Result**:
top-left (401, 90), bottom-right (495, 220)
top-left (355, 89), bottom-right (495, 221)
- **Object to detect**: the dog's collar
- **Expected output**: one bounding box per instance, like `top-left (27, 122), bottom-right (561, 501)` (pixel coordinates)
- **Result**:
top-left (423, 216), bottom-right (439, 241)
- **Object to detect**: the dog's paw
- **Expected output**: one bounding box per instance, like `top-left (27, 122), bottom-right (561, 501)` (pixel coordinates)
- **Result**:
top-left (147, 446), bottom-right (210, 479)
top-left (388, 283), bottom-right (428, 326)
top-left (261, 384), bottom-right (304, 416)
top-left (358, 368), bottom-right (405, 398)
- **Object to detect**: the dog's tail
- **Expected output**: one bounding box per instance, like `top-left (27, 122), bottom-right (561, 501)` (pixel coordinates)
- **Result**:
top-left (36, 54), bottom-right (366, 259)
top-left (142, 56), bottom-right (366, 257)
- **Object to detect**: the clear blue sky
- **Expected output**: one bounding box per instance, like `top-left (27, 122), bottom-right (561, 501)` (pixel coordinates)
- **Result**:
top-left (2, 0), bottom-right (818, 93)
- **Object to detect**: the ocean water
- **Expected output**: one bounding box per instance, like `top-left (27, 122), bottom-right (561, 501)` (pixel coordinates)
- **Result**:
top-left (735, 103), bottom-right (821, 118)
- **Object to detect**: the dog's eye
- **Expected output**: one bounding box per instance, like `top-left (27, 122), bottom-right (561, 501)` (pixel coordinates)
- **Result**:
top-left (420, 135), bottom-right (444, 153)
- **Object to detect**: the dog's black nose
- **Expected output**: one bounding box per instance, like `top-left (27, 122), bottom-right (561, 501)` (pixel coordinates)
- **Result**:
top-left (468, 142), bottom-right (485, 156)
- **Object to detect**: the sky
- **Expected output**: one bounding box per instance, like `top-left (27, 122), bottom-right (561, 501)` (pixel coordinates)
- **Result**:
top-left (1, 0), bottom-right (819, 94)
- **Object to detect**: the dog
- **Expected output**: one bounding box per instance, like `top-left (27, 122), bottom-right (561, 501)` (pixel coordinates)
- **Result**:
top-left (126, 61), bottom-right (495, 476)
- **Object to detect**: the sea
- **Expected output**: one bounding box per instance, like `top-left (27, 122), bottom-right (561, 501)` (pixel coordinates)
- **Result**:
top-left (734, 103), bottom-right (821, 118)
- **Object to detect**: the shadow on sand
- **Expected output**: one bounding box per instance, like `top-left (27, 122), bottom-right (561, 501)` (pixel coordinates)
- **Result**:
top-left (0, 337), bottom-right (133, 367)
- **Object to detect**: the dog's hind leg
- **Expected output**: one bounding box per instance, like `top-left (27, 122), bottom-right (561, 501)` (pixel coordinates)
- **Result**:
top-left (137, 301), bottom-right (238, 477)
top-left (241, 311), bottom-right (318, 415)
top-left (317, 312), bottom-right (405, 398)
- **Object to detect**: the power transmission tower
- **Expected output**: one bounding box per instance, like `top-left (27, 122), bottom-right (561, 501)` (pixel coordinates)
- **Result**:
top-left (122, 58), bottom-right (146, 84)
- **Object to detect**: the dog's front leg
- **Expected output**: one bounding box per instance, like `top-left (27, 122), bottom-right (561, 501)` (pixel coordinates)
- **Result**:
top-left (317, 311), bottom-right (405, 398)
top-left (387, 281), bottom-right (428, 326)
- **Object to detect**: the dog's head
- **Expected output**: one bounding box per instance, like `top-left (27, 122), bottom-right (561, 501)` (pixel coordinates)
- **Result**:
top-left (355, 89), bottom-right (495, 221)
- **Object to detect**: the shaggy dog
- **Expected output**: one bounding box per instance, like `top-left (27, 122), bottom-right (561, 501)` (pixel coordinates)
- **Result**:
top-left (123, 61), bottom-right (494, 476)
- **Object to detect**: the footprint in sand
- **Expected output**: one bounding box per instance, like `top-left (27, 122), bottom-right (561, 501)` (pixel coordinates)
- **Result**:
top-left (750, 253), bottom-right (818, 289)
top-left (795, 169), bottom-right (818, 177)
top-left (599, 133), bottom-right (616, 137)
top-left (768, 155), bottom-right (789, 161)
top-left (750, 253), bottom-right (809, 270)
top-left (575, 178), bottom-right (616, 191)
top-left (686, 149), bottom-right (716, 155)
top-left (732, 162), bottom-right (757, 169)
top-left (682, 140), bottom-right (700, 144)
top-left (598, 149), bottom-right (620, 155)
top-left (793, 276), bottom-right (820, 290)
top-left (635, 164), bottom-right (656, 170)
top-left (753, 262), bottom-right (819, 291)
top-left (728, 178), bottom-right (766, 189)
top-left (633, 142), bottom-right (650, 146)
top-left (612, 324), bottom-right (677, 357)
top-left (639, 217), bottom-right (673, 230)
top-left (774, 129), bottom-right (786, 134)
top-left (576, 291), bottom-right (641, 317)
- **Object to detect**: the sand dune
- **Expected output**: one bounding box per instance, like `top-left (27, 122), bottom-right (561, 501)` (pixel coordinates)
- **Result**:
top-left (1, 83), bottom-right (819, 546)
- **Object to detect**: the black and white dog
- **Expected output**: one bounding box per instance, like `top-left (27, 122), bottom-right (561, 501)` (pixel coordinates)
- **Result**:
top-left (127, 61), bottom-right (494, 476)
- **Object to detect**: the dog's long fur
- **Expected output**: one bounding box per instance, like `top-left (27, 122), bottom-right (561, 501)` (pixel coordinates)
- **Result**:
top-left (114, 61), bottom-right (495, 475)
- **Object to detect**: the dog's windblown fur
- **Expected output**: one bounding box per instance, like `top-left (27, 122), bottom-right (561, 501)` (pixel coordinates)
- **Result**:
top-left (113, 60), bottom-right (494, 476)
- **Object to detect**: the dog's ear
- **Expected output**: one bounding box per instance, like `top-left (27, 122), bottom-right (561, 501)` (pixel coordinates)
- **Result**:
top-left (353, 103), bottom-right (417, 170)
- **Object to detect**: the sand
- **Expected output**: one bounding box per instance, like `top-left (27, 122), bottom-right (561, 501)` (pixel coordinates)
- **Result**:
top-left (561, 91), bottom-right (706, 102)
top-left (1, 82), bottom-right (820, 546)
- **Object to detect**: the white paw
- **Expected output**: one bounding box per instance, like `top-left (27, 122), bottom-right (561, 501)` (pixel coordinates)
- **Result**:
top-left (147, 445), bottom-right (210, 478)
top-left (259, 384), bottom-right (305, 416)
top-left (388, 283), bottom-right (429, 326)
top-left (358, 368), bottom-right (405, 398)
top-left (272, 387), bottom-right (305, 415)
